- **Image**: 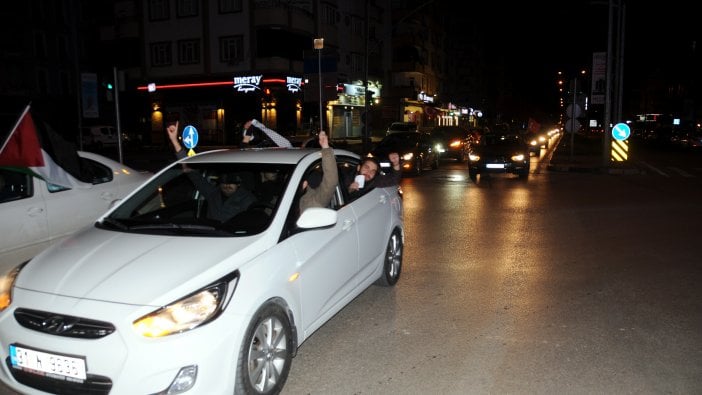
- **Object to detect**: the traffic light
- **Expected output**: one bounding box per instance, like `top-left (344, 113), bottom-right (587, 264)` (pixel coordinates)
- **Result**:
top-left (365, 90), bottom-right (375, 106)
top-left (101, 77), bottom-right (114, 101)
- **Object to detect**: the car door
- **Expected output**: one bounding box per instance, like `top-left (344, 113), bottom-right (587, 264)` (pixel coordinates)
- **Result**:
top-left (291, 161), bottom-right (360, 334)
top-left (0, 170), bottom-right (49, 271)
top-left (43, 157), bottom-right (120, 244)
top-left (349, 185), bottom-right (392, 277)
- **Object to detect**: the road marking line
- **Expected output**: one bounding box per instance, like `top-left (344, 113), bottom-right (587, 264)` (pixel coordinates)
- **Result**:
top-left (667, 167), bottom-right (694, 178)
top-left (639, 161), bottom-right (669, 177)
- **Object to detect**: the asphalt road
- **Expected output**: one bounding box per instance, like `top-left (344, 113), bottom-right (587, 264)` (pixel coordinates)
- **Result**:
top-left (280, 154), bottom-right (702, 394)
top-left (2, 141), bottom-right (701, 394)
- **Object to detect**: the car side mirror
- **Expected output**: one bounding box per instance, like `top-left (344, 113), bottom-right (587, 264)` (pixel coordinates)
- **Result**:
top-left (296, 207), bottom-right (337, 229)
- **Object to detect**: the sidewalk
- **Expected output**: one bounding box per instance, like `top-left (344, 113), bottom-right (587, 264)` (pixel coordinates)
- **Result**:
top-left (547, 133), bottom-right (640, 175)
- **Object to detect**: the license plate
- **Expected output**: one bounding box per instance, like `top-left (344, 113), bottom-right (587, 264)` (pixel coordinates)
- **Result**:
top-left (10, 344), bottom-right (87, 381)
top-left (486, 164), bottom-right (505, 169)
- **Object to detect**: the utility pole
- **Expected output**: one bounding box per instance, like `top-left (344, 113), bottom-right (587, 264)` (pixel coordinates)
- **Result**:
top-left (363, 0), bottom-right (371, 155)
top-left (603, 0), bottom-right (625, 167)
top-left (113, 66), bottom-right (123, 163)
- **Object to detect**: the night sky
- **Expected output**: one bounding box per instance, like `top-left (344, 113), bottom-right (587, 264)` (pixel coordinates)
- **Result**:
top-left (461, 0), bottom-right (699, 122)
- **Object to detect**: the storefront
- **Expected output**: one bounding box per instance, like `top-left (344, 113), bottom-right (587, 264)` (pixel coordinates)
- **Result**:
top-left (326, 81), bottom-right (382, 139)
top-left (137, 74), bottom-right (304, 145)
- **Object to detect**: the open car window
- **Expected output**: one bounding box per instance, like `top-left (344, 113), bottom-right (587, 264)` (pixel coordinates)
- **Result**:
top-left (0, 168), bottom-right (33, 203)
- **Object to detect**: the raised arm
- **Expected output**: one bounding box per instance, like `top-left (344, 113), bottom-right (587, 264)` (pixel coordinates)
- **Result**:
top-left (247, 119), bottom-right (293, 148)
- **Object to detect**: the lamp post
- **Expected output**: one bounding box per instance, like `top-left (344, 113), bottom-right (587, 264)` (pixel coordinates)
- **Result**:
top-left (313, 38), bottom-right (324, 132)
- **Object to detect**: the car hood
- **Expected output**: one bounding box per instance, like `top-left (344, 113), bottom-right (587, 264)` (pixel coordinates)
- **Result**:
top-left (15, 227), bottom-right (265, 306)
top-left (477, 144), bottom-right (524, 156)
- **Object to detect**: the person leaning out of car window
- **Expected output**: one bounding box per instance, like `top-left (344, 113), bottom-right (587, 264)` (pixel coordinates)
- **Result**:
top-left (344, 152), bottom-right (401, 198)
top-left (167, 122), bottom-right (257, 222)
top-left (299, 131), bottom-right (338, 213)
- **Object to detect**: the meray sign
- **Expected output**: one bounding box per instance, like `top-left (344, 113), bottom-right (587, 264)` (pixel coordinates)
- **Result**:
top-left (233, 75), bottom-right (262, 92)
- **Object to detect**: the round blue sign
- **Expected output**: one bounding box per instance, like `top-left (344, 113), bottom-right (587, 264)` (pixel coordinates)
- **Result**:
top-left (182, 125), bottom-right (199, 149)
top-left (612, 123), bottom-right (631, 141)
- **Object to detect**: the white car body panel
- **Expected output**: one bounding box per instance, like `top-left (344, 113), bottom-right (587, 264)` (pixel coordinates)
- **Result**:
top-left (0, 151), bottom-right (151, 273)
top-left (0, 148), bottom-right (403, 395)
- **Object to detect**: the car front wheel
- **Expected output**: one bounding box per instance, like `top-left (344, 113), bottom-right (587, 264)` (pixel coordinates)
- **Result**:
top-left (468, 168), bottom-right (478, 182)
top-left (235, 304), bottom-right (294, 395)
top-left (375, 229), bottom-right (403, 286)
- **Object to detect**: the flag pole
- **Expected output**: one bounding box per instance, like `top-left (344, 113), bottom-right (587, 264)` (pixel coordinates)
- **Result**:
top-left (0, 103), bottom-right (32, 154)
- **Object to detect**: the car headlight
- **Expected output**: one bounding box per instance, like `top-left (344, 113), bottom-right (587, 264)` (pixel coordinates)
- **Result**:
top-left (402, 152), bottom-right (414, 161)
top-left (449, 140), bottom-right (461, 148)
top-left (511, 154), bottom-right (525, 162)
top-left (0, 263), bottom-right (26, 312)
top-left (133, 276), bottom-right (237, 337)
top-left (468, 153), bottom-right (480, 162)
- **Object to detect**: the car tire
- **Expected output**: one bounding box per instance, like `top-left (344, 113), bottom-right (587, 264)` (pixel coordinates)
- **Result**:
top-left (375, 229), bottom-right (403, 286)
top-left (235, 304), bottom-right (294, 395)
top-left (468, 169), bottom-right (478, 183)
top-left (414, 158), bottom-right (422, 176)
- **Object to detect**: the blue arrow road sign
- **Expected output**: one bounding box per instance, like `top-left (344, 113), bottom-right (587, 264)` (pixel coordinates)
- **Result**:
top-left (182, 125), bottom-right (199, 149)
top-left (612, 123), bottom-right (630, 141)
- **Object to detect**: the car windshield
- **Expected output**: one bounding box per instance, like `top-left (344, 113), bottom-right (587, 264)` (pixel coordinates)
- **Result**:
top-left (99, 162), bottom-right (295, 237)
top-left (433, 127), bottom-right (466, 139)
top-left (389, 123), bottom-right (416, 132)
top-left (480, 134), bottom-right (523, 147)
top-left (377, 132), bottom-right (419, 150)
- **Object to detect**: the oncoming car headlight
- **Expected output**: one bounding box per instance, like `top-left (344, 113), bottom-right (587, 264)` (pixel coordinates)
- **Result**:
top-left (402, 152), bottom-right (414, 161)
top-left (133, 275), bottom-right (238, 337)
top-left (511, 154), bottom-right (525, 162)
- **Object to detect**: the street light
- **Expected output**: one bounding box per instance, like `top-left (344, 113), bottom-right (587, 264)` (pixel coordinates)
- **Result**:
top-left (313, 38), bottom-right (324, 132)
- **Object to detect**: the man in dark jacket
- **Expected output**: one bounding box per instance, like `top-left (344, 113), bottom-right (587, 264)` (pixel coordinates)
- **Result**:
top-left (166, 122), bottom-right (256, 222)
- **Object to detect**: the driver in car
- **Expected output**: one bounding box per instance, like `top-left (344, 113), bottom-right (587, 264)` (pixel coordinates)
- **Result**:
top-left (167, 122), bottom-right (257, 222)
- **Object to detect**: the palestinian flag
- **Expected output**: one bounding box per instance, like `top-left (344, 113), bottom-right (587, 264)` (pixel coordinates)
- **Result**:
top-left (0, 105), bottom-right (89, 189)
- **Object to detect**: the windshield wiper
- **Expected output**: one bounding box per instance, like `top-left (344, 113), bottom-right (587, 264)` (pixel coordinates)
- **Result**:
top-left (130, 223), bottom-right (217, 231)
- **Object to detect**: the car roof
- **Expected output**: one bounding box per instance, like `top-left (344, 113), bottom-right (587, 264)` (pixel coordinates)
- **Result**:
top-left (387, 122), bottom-right (418, 131)
top-left (178, 147), bottom-right (359, 165)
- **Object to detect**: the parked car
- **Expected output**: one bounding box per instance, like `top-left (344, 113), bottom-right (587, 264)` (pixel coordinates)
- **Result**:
top-left (0, 147), bottom-right (404, 395)
top-left (81, 125), bottom-right (121, 149)
top-left (684, 130), bottom-right (702, 149)
top-left (431, 125), bottom-right (473, 162)
top-left (468, 133), bottom-right (530, 181)
top-left (0, 151), bottom-right (151, 273)
top-left (372, 131), bottom-right (440, 175)
top-left (386, 121), bottom-right (418, 135)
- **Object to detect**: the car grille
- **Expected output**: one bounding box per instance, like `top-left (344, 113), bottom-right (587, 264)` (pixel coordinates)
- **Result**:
top-left (14, 308), bottom-right (115, 339)
top-left (6, 358), bottom-right (112, 395)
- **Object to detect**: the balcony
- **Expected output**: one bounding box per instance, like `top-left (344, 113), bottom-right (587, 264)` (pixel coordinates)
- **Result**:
top-left (254, 56), bottom-right (304, 74)
top-left (253, 7), bottom-right (314, 32)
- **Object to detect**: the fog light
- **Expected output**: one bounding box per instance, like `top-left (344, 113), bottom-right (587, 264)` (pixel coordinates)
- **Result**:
top-left (165, 365), bottom-right (197, 394)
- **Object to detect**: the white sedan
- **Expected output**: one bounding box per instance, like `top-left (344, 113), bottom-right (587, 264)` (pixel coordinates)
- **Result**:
top-left (0, 147), bottom-right (404, 395)
top-left (0, 151), bottom-right (151, 273)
